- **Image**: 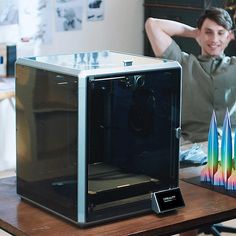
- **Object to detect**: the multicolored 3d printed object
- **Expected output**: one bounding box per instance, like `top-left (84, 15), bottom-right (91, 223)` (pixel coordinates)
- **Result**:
top-left (221, 110), bottom-right (232, 188)
top-left (201, 109), bottom-right (236, 190)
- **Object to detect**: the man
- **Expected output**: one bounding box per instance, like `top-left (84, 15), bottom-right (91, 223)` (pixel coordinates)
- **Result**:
top-left (145, 7), bottom-right (236, 144)
top-left (145, 7), bottom-right (235, 236)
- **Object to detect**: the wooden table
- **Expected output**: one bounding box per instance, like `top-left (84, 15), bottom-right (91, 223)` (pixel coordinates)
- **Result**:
top-left (1, 170), bottom-right (236, 236)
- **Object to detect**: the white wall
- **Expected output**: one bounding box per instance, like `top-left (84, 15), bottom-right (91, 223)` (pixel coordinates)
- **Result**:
top-left (1, 0), bottom-right (144, 57)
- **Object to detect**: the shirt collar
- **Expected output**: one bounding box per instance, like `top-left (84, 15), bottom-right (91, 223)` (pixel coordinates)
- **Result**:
top-left (198, 54), bottom-right (225, 62)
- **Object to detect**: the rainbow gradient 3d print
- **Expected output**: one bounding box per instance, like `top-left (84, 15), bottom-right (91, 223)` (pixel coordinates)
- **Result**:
top-left (201, 109), bottom-right (236, 190)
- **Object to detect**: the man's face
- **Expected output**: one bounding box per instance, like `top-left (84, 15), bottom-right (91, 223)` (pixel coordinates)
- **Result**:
top-left (197, 18), bottom-right (231, 57)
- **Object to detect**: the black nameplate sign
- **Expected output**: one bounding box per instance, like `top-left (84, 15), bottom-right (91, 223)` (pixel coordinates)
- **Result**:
top-left (151, 187), bottom-right (185, 214)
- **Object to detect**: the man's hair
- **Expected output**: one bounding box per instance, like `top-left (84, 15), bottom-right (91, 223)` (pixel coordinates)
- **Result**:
top-left (197, 7), bottom-right (233, 30)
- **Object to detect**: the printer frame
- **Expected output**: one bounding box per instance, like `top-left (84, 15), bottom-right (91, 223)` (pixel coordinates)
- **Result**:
top-left (16, 51), bottom-right (182, 227)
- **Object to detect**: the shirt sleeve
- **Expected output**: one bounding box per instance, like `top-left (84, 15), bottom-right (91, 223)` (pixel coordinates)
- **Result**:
top-left (162, 40), bottom-right (184, 63)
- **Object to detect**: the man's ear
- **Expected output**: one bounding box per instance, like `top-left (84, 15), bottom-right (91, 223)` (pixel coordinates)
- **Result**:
top-left (225, 30), bottom-right (234, 48)
top-left (195, 28), bottom-right (201, 46)
top-left (225, 31), bottom-right (234, 48)
top-left (229, 30), bottom-right (235, 41)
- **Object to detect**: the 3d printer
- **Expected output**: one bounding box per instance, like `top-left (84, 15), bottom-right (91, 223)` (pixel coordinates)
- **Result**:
top-left (16, 51), bottom-right (183, 227)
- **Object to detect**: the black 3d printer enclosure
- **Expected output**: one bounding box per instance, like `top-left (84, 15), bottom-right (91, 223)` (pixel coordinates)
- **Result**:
top-left (15, 51), bottom-right (182, 227)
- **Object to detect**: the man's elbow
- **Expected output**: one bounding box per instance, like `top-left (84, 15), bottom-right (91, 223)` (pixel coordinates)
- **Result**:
top-left (145, 17), bottom-right (155, 34)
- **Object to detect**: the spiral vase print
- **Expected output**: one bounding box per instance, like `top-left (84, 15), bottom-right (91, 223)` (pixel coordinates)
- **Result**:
top-left (201, 110), bottom-right (236, 191)
top-left (208, 111), bottom-right (218, 184)
top-left (201, 111), bottom-right (218, 183)
top-left (221, 109), bottom-right (232, 189)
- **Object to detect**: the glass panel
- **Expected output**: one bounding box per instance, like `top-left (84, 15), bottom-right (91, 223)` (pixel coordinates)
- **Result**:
top-left (16, 65), bottom-right (78, 221)
top-left (87, 69), bottom-right (180, 221)
top-left (28, 51), bottom-right (165, 71)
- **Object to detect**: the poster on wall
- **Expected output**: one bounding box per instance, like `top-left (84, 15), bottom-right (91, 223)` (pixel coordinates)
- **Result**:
top-left (0, 0), bottom-right (18, 26)
top-left (87, 0), bottom-right (104, 21)
top-left (18, 0), bottom-right (53, 44)
top-left (55, 0), bottom-right (83, 32)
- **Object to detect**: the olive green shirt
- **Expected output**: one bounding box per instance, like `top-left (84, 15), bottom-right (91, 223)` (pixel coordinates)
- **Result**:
top-left (163, 40), bottom-right (236, 142)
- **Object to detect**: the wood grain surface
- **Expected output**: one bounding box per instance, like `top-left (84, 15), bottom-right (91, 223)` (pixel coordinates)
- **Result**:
top-left (0, 175), bottom-right (236, 236)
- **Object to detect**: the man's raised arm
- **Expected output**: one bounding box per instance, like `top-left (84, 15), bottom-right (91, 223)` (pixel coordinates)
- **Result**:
top-left (145, 18), bottom-right (197, 57)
